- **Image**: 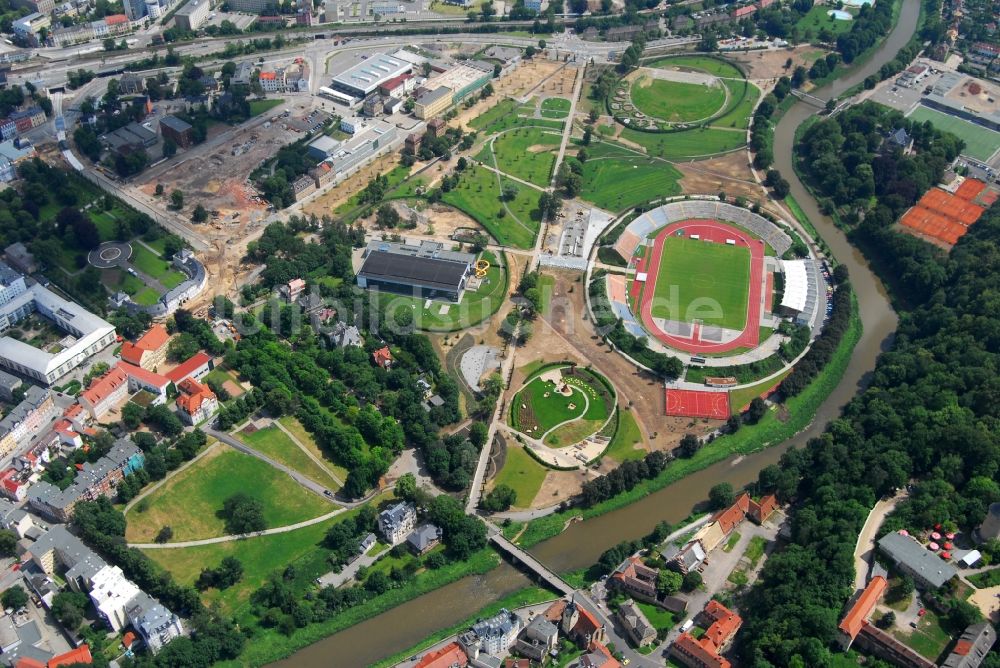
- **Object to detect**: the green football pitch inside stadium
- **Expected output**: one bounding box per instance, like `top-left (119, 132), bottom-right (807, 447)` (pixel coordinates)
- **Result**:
top-left (648, 236), bottom-right (751, 331)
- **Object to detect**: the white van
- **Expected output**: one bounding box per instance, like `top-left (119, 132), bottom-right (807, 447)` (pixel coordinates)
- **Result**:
top-left (680, 619), bottom-right (694, 632)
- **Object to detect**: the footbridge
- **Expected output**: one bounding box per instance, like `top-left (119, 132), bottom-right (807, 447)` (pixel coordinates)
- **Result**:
top-left (489, 533), bottom-right (575, 596)
top-left (791, 88), bottom-right (827, 107)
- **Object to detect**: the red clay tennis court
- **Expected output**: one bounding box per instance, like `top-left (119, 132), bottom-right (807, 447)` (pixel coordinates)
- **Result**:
top-left (900, 182), bottom-right (988, 247)
top-left (665, 388), bottom-right (731, 420)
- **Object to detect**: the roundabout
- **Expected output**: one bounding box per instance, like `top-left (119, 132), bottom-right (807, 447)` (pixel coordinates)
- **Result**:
top-left (88, 241), bottom-right (133, 269)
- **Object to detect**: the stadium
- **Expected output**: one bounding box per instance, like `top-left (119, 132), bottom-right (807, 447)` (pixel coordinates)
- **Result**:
top-left (599, 199), bottom-right (828, 419)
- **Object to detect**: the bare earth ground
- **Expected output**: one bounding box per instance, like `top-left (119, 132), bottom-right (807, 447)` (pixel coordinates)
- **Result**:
top-left (358, 201), bottom-right (480, 240)
top-left (452, 60), bottom-right (569, 132)
top-left (675, 151), bottom-right (772, 204)
top-left (301, 153), bottom-right (401, 218)
top-left (727, 44), bottom-right (831, 82)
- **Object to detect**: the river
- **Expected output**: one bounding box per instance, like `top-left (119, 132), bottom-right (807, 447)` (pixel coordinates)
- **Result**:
top-left (274, 5), bottom-right (918, 664)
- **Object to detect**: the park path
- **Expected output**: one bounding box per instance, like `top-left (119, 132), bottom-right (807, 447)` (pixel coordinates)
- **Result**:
top-left (273, 419), bottom-right (345, 488)
top-left (853, 491), bottom-right (905, 591)
top-left (130, 507), bottom-right (347, 549)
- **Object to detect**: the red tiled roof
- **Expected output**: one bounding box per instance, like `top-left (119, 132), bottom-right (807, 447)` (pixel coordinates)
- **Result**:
top-left (123, 631), bottom-right (137, 648)
top-left (712, 493), bottom-right (751, 535)
top-left (164, 351), bottom-right (211, 383)
top-left (176, 378), bottom-right (216, 415)
top-left (48, 645), bottom-right (93, 667)
top-left (953, 639), bottom-right (974, 655)
top-left (703, 600), bottom-right (742, 648)
top-left (574, 604), bottom-right (603, 637)
top-left (672, 633), bottom-right (731, 668)
top-left (373, 346), bottom-right (393, 367)
top-left (749, 494), bottom-right (778, 523)
top-left (839, 576), bottom-right (887, 641)
top-left (414, 642), bottom-right (467, 668)
top-left (121, 324), bottom-right (169, 365)
top-left (118, 362), bottom-right (170, 389)
top-left (583, 641), bottom-right (621, 668)
top-left (104, 13), bottom-right (127, 23)
top-left (80, 367), bottom-right (128, 406)
top-left (14, 658), bottom-right (46, 668)
top-left (63, 404), bottom-right (82, 418)
top-left (259, 71), bottom-right (277, 80)
top-left (379, 74), bottom-right (411, 92)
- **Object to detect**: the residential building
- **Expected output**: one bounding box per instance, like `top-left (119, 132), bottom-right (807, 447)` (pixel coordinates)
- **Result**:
top-left (12, 13), bottom-right (50, 46)
top-left (12, 0), bottom-right (55, 14)
top-left (120, 324), bottom-right (169, 371)
top-left (514, 615), bottom-right (558, 661)
top-left (0, 369), bottom-right (21, 402)
top-left (406, 524), bottom-right (441, 554)
top-left (159, 115), bottom-right (194, 148)
top-left (357, 239), bottom-right (475, 303)
top-left (665, 540), bottom-right (706, 574)
top-left (941, 622), bottom-right (997, 668)
top-left (89, 564), bottom-right (142, 632)
top-left (28, 439), bottom-right (145, 521)
top-left (0, 468), bottom-right (29, 502)
top-left (670, 601), bottom-right (742, 668)
top-left (127, 591), bottom-right (185, 654)
top-left (258, 70), bottom-right (281, 93)
top-left (4, 243), bottom-right (37, 275)
top-left (0, 262), bottom-right (26, 308)
top-left (378, 502), bottom-right (416, 545)
top-left (174, 0), bottom-right (210, 30)
top-left (164, 350), bottom-right (212, 385)
top-left (78, 366), bottom-right (129, 420)
top-left (426, 118), bottom-right (446, 138)
top-left (0, 386), bottom-right (56, 458)
top-left (123, 0), bottom-right (147, 21)
top-left (837, 575), bottom-right (887, 649)
top-left (231, 61), bottom-right (254, 87)
top-left (855, 623), bottom-right (935, 668)
top-left (118, 72), bottom-right (144, 95)
top-left (362, 93), bottom-right (382, 117)
top-left (579, 640), bottom-right (621, 668)
top-left (561, 598), bottom-right (607, 646)
top-left (459, 608), bottom-right (522, 658)
top-left (414, 86), bottom-right (453, 120)
top-left (377, 73), bottom-right (412, 98)
top-left (878, 532), bottom-right (958, 589)
top-left (227, 0), bottom-right (275, 12)
top-left (618, 599), bottom-right (656, 647)
top-left (175, 377), bottom-right (217, 425)
top-left (415, 642), bottom-right (468, 668)
top-left (609, 555), bottom-right (658, 602)
top-left (49, 646), bottom-right (94, 666)
top-left (8, 107), bottom-right (45, 134)
top-left (372, 346), bottom-right (393, 369)
top-left (327, 322), bottom-right (363, 348)
top-left (0, 278), bottom-right (116, 385)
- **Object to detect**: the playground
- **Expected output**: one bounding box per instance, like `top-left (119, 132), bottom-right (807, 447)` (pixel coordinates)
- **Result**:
top-left (509, 364), bottom-right (615, 447)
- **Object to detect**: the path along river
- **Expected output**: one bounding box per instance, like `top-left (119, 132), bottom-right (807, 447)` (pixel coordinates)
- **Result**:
top-left (274, 5), bottom-right (917, 663)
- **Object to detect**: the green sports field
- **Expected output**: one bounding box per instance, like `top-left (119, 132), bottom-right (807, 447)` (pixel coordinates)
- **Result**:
top-left (575, 141), bottom-right (683, 211)
top-left (630, 77), bottom-right (727, 123)
top-left (907, 107), bottom-right (1000, 161)
top-left (647, 55), bottom-right (744, 79)
top-left (649, 236), bottom-right (751, 331)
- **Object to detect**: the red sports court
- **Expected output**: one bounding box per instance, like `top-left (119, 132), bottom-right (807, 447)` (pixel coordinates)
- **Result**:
top-left (665, 388), bottom-right (730, 420)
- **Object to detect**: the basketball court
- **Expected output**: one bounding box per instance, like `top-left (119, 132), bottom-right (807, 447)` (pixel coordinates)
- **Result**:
top-left (665, 388), bottom-right (730, 420)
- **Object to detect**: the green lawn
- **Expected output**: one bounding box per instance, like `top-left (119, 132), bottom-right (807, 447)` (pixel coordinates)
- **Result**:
top-left (130, 243), bottom-right (187, 287)
top-left (647, 55), bottom-right (744, 79)
top-left (442, 165), bottom-right (540, 249)
top-left (469, 98), bottom-right (564, 135)
top-left (132, 287), bottom-right (161, 306)
top-left (239, 425), bottom-right (342, 490)
top-left (480, 126), bottom-right (562, 187)
top-left (649, 235), bottom-right (751, 331)
top-left (637, 600), bottom-right (675, 635)
top-left (89, 210), bottom-right (119, 241)
top-left (620, 126), bottom-right (747, 159)
top-left (492, 444), bottom-right (547, 508)
top-left (969, 567), bottom-right (1000, 588)
top-left (470, 98), bottom-right (520, 131)
top-left (728, 370), bottom-right (791, 415)
top-left (890, 607), bottom-right (952, 661)
top-left (511, 376), bottom-right (587, 434)
top-left (334, 164), bottom-right (412, 215)
top-left (907, 106), bottom-right (1000, 161)
top-left (630, 77), bottom-right (727, 123)
top-left (377, 250), bottom-right (508, 331)
top-left (576, 141), bottom-right (683, 211)
top-left (278, 416), bottom-right (350, 482)
top-left (605, 410), bottom-right (645, 462)
top-left (125, 446), bottom-right (331, 543)
top-left (712, 80), bottom-right (761, 131)
top-left (540, 97), bottom-right (571, 119)
top-left (794, 4), bottom-right (858, 39)
top-left (143, 498), bottom-right (389, 616)
top-left (249, 98), bottom-right (285, 118)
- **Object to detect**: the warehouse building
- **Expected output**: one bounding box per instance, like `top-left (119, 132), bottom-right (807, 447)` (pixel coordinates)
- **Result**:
top-left (356, 240), bottom-right (475, 302)
top-left (329, 50), bottom-right (424, 100)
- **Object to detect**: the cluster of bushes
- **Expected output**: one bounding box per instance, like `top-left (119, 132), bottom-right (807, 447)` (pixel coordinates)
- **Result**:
top-left (579, 451), bottom-right (671, 507)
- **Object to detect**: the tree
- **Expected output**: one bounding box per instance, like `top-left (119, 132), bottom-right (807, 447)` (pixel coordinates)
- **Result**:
top-left (682, 571), bottom-right (702, 592)
top-left (744, 397), bottom-right (767, 424)
top-left (192, 203), bottom-right (208, 223)
top-left (709, 482), bottom-right (735, 510)
top-left (501, 184), bottom-right (519, 202)
top-left (469, 422), bottom-right (489, 450)
top-left (121, 402), bottom-right (144, 430)
top-left (221, 494), bottom-right (266, 534)
top-left (657, 569), bottom-right (683, 595)
top-left (1, 587), bottom-right (27, 611)
top-left (481, 484), bottom-right (517, 512)
top-left (52, 592), bottom-right (87, 630)
top-left (678, 434), bottom-right (701, 458)
top-left (375, 203), bottom-right (401, 228)
top-left (170, 190), bottom-right (184, 210)
top-left (155, 526), bottom-right (173, 543)
top-left (0, 530), bottom-right (15, 557)
top-left (155, 183), bottom-right (164, 196)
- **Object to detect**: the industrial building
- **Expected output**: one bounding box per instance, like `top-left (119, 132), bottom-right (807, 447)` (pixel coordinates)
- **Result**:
top-left (356, 239), bottom-right (476, 302)
top-left (329, 50), bottom-right (424, 99)
top-left (424, 61), bottom-right (493, 102)
top-left (414, 86), bottom-right (452, 120)
top-left (159, 114), bottom-right (194, 148)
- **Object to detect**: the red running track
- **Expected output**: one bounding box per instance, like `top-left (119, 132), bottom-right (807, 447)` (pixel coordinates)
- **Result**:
top-left (638, 219), bottom-right (765, 355)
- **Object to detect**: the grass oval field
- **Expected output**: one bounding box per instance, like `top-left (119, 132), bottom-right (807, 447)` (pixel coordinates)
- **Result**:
top-left (509, 365), bottom-right (615, 446)
top-left (630, 77), bottom-right (728, 124)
